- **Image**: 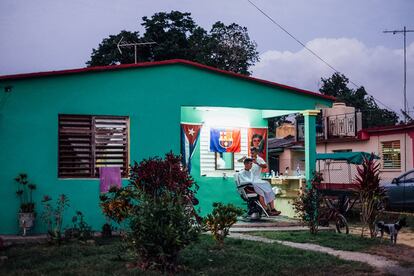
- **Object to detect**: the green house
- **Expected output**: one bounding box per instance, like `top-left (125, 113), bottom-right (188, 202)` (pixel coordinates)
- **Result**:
top-left (0, 59), bottom-right (334, 234)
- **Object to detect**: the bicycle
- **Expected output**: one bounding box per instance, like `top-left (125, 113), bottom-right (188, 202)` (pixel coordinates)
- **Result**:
top-left (318, 195), bottom-right (350, 234)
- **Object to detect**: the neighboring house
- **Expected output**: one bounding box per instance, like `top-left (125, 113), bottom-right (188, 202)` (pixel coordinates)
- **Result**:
top-left (268, 135), bottom-right (305, 176)
top-left (0, 59), bottom-right (333, 234)
top-left (317, 123), bottom-right (414, 183)
top-left (270, 102), bottom-right (414, 184)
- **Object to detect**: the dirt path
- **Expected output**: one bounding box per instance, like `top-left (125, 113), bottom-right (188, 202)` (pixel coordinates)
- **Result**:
top-left (229, 233), bottom-right (414, 276)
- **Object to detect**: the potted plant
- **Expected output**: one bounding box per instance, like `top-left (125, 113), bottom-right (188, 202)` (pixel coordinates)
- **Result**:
top-left (15, 173), bottom-right (36, 236)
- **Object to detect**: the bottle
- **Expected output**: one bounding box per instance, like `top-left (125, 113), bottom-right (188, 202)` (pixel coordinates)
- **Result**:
top-left (284, 167), bottom-right (289, 176)
top-left (271, 170), bottom-right (275, 177)
top-left (296, 164), bottom-right (301, 176)
top-left (276, 171), bottom-right (279, 177)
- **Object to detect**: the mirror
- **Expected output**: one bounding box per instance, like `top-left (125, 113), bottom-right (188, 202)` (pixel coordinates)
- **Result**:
top-left (215, 152), bottom-right (234, 170)
top-left (391, 178), bottom-right (399, 184)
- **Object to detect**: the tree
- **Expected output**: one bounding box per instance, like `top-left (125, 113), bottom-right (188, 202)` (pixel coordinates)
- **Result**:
top-left (319, 73), bottom-right (399, 128)
top-left (87, 11), bottom-right (259, 75)
top-left (206, 22), bottom-right (259, 75)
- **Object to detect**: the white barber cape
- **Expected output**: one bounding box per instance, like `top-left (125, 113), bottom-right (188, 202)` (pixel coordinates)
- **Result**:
top-left (238, 167), bottom-right (275, 205)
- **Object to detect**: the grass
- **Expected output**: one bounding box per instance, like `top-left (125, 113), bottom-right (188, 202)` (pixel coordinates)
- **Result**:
top-left (252, 231), bottom-right (381, 251)
top-left (0, 235), bottom-right (374, 275)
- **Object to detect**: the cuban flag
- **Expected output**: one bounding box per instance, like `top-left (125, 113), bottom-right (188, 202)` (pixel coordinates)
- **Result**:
top-left (181, 123), bottom-right (202, 173)
top-left (210, 128), bottom-right (241, 153)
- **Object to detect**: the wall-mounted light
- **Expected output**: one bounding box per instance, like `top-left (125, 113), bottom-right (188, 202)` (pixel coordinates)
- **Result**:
top-left (4, 86), bottom-right (12, 93)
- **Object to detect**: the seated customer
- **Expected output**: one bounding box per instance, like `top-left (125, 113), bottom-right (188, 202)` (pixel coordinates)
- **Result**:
top-left (238, 158), bottom-right (281, 216)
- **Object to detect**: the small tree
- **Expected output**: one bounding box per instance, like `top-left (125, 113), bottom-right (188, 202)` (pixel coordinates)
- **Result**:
top-left (203, 202), bottom-right (243, 247)
top-left (100, 152), bottom-right (200, 272)
top-left (354, 154), bottom-right (385, 238)
top-left (293, 172), bottom-right (323, 234)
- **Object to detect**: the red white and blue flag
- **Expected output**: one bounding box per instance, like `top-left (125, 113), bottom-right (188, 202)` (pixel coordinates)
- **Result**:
top-left (181, 123), bottom-right (202, 173)
top-left (209, 128), bottom-right (241, 153)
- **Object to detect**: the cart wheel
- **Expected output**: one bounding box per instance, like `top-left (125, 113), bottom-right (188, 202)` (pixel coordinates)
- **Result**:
top-left (335, 214), bottom-right (349, 234)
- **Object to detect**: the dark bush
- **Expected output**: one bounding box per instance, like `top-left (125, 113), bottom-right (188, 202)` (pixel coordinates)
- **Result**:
top-left (293, 172), bottom-right (322, 234)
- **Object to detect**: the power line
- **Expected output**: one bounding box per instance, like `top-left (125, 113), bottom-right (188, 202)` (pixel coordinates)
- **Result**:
top-left (247, 0), bottom-right (402, 116)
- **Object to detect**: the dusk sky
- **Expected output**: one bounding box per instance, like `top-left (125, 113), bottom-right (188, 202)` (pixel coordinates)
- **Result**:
top-left (1, 0), bottom-right (413, 116)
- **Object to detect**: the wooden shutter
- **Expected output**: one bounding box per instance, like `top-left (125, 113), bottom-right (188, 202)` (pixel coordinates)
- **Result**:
top-left (94, 116), bottom-right (129, 177)
top-left (58, 115), bottom-right (94, 177)
top-left (58, 115), bottom-right (129, 178)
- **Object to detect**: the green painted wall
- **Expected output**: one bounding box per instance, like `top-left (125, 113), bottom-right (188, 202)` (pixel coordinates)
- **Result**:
top-left (0, 63), bottom-right (332, 234)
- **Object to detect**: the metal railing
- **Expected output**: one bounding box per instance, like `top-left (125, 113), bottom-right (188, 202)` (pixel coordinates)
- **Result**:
top-left (296, 112), bottom-right (361, 141)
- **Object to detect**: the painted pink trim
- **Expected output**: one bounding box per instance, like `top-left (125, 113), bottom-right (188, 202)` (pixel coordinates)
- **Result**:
top-left (409, 130), bottom-right (414, 168)
top-left (363, 123), bottom-right (414, 135)
top-left (0, 59), bottom-right (335, 101)
top-left (357, 130), bottom-right (370, 140)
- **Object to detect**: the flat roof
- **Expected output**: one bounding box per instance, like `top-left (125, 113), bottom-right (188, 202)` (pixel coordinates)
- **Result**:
top-left (0, 59), bottom-right (335, 101)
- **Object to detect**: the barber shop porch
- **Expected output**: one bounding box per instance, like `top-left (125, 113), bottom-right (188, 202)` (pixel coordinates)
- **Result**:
top-left (181, 106), bottom-right (327, 217)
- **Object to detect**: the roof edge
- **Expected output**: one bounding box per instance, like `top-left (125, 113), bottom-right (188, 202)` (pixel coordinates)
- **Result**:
top-left (0, 59), bottom-right (335, 101)
top-left (362, 122), bottom-right (414, 134)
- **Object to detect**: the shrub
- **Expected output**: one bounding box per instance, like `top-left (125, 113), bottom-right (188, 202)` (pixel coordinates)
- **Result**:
top-left (65, 211), bottom-right (93, 242)
top-left (128, 192), bottom-right (199, 271)
top-left (203, 202), bottom-right (243, 247)
top-left (293, 172), bottom-right (322, 234)
top-left (100, 152), bottom-right (200, 272)
top-left (41, 194), bottom-right (69, 244)
top-left (354, 154), bottom-right (385, 238)
top-left (100, 186), bottom-right (134, 223)
top-left (101, 223), bottom-right (112, 238)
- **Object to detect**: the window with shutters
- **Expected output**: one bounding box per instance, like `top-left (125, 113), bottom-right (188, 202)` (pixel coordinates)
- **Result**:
top-left (58, 115), bottom-right (129, 178)
top-left (381, 140), bottom-right (401, 169)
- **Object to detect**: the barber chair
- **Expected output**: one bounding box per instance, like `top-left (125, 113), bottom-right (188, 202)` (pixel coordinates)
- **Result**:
top-left (234, 172), bottom-right (269, 220)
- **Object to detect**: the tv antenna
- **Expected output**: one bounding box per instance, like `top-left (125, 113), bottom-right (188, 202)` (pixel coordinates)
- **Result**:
top-left (117, 36), bottom-right (157, 64)
top-left (383, 26), bottom-right (414, 123)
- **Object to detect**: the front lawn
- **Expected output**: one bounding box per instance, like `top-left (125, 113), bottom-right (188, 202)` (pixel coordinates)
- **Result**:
top-left (0, 235), bottom-right (374, 275)
top-left (252, 231), bottom-right (381, 251)
top-left (252, 230), bottom-right (414, 268)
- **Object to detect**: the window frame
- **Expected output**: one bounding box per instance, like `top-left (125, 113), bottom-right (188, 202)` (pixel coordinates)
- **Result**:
top-left (381, 140), bottom-right (401, 170)
top-left (58, 114), bottom-right (130, 178)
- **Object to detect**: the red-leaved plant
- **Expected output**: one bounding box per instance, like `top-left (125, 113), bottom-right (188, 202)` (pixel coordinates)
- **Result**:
top-left (353, 153), bottom-right (385, 238)
top-left (129, 152), bottom-right (198, 201)
top-left (100, 152), bottom-right (201, 272)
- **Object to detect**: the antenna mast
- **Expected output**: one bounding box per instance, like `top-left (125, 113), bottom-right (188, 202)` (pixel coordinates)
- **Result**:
top-left (383, 26), bottom-right (414, 122)
top-left (117, 36), bottom-right (156, 64)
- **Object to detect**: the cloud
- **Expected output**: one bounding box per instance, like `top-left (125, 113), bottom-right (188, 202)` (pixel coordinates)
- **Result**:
top-left (252, 38), bottom-right (414, 116)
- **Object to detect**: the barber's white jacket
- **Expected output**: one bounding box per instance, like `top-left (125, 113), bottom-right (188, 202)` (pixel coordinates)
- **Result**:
top-left (251, 156), bottom-right (266, 180)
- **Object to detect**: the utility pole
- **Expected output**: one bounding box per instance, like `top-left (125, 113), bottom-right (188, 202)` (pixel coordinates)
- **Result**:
top-left (117, 37), bottom-right (157, 64)
top-left (383, 27), bottom-right (414, 122)
top-left (384, 26), bottom-right (414, 173)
